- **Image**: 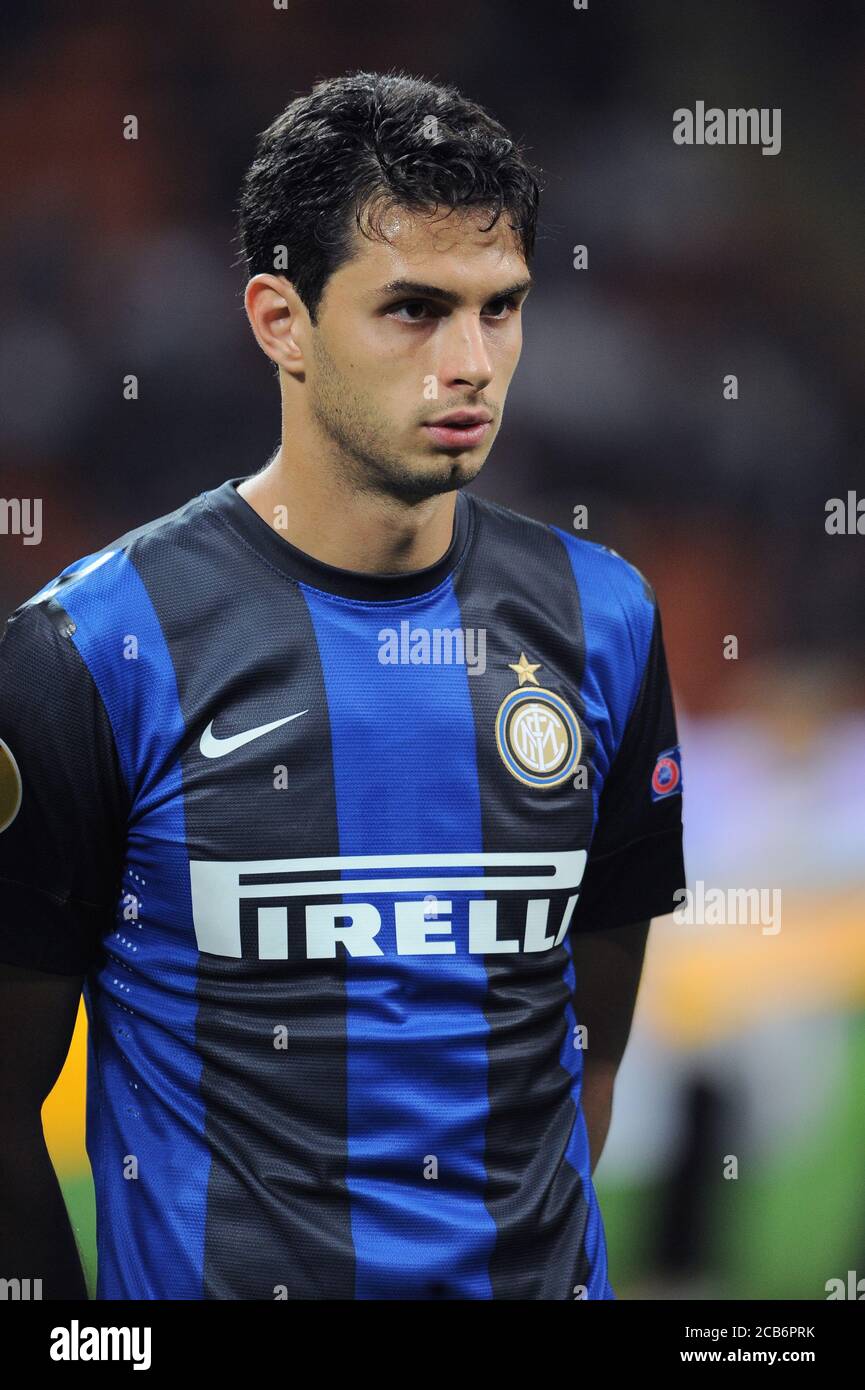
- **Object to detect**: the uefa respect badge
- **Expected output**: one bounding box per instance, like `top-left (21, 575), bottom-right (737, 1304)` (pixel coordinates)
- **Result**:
top-left (650, 745), bottom-right (683, 802)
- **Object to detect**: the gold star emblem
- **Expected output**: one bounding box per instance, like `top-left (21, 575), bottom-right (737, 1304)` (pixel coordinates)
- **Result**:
top-left (508, 651), bottom-right (541, 686)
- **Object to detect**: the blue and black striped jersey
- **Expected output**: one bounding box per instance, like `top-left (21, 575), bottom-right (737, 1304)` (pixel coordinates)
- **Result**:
top-left (0, 477), bottom-right (685, 1299)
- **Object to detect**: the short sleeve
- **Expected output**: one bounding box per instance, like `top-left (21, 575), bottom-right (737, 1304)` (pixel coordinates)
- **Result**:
top-left (0, 598), bottom-right (128, 974)
top-left (571, 595), bottom-right (685, 932)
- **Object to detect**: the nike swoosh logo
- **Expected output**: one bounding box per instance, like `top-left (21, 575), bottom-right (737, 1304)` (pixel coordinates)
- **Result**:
top-left (199, 710), bottom-right (308, 758)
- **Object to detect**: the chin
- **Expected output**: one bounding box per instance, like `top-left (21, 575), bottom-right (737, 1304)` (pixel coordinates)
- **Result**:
top-left (449, 452), bottom-right (487, 486)
top-left (424, 455), bottom-right (484, 496)
top-left (380, 449), bottom-right (486, 504)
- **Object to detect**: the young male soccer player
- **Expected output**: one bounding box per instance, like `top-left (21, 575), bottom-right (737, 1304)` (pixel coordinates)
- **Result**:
top-left (0, 71), bottom-right (685, 1300)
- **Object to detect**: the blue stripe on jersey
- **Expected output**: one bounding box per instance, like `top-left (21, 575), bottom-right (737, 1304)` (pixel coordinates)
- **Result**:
top-left (301, 580), bottom-right (497, 1299)
top-left (57, 550), bottom-right (208, 1299)
top-left (558, 932), bottom-right (615, 1299)
top-left (550, 530), bottom-right (655, 815)
top-left (550, 531), bottom-right (654, 1301)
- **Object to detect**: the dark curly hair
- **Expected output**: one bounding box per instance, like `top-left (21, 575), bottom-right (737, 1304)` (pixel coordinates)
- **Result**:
top-left (235, 70), bottom-right (543, 324)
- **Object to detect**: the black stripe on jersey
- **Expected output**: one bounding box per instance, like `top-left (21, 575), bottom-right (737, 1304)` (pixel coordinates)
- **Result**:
top-left (128, 512), bottom-right (356, 1300)
top-left (452, 494), bottom-right (597, 1299)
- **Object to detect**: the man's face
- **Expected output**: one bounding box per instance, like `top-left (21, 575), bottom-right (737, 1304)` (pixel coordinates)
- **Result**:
top-left (304, 205), bottom-right (531, 503)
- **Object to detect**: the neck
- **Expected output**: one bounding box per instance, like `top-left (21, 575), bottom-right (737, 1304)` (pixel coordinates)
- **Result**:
top-left (237, 443), bottom-right (458, 576)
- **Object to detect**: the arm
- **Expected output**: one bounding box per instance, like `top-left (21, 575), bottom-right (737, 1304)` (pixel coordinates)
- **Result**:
top-left (0, 961), bottom-right (88, 1299)
top-left (0, 594), bottom-right (129, 1299)
top-left (566, 577), bottom-right (685, 1172)
top-left (571, 917), bottom-right (650, 1174)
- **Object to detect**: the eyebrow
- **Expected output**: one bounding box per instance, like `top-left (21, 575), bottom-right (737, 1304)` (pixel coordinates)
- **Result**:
top-left (377, 277), bottom-right (533, 306)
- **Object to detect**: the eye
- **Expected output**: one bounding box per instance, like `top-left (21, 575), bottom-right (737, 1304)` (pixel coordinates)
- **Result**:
top-left (387, 296), bottom-right (521, 323)
top-left (484, 295), bottom-right (520, 319)
top-left (388, 301), bottom-right (437, 323)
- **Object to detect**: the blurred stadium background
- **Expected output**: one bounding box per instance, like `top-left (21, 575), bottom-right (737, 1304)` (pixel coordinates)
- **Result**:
top-left (2, 0), bottom-right (864, 1299)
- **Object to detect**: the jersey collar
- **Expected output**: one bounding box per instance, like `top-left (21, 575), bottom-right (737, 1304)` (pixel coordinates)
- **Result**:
top-left (205, 476), bottom-right (474, 601)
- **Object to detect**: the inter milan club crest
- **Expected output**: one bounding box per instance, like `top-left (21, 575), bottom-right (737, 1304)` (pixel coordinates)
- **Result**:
top-left (495, 652), bottom-right (582, 788)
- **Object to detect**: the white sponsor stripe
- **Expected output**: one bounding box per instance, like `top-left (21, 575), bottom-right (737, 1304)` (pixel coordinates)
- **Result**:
top-left (190, 849), bottom-right (587, 898)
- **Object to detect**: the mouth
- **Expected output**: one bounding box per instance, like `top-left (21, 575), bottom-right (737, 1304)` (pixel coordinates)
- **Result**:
top-left (422, 415), bottom-right (493, 451)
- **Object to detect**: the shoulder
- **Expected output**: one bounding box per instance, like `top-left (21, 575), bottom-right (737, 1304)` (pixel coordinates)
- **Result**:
top-left (7, 486), bottom-right (215, 638)
top-left (551, 526), bottom-right (658, 661)
top-left (468, 491), bottom-right (658, 658)
top-left (552, 526), bottom-right (656, 610)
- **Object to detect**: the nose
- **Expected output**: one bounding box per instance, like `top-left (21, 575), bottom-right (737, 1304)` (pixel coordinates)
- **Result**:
top-left (436, 311), bottom-right (494, 393)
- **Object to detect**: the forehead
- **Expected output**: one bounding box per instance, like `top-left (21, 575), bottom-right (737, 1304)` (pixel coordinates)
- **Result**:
top-left (337, 204), bottom-right (527, 291)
